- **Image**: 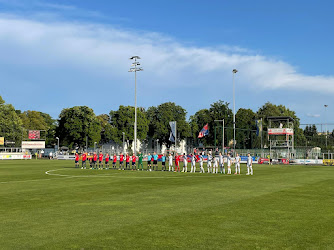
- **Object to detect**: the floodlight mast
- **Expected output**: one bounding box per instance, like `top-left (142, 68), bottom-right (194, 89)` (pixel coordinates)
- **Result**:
top-left (129, 56), bottom-right (143, 154)
top-left (232, 69), bottom-right (238, 155)
top-left (324, 104), bottom-right (328, 147)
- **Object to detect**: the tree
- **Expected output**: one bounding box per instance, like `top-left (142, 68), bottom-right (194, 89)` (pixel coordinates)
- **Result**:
top-left (235, 108), bottom-right (256, 149)
top-left (57, 106), bottom-right (101, 148)
top-left (0, 96), bottom-right (23, 146)
top-left (147, 102), bottom-right (191, 146)
top-left (109, 106), bottom-right (148, 146)
top-left (190, 100), bottom-right (233, 147)
top-left (97, 114), bottom-right (117, 144)
top-left (20, 110), bottom-right (57, 147)
top-left (256, 102), bottom-right (306, 146)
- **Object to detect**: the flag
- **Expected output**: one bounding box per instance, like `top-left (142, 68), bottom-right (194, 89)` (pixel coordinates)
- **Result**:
top-left (169, 121), bottom-right (176, 142)
top-left (256, 119), bottom-right (262, 137)
top-left (198, 124), bottom-right (209, 138)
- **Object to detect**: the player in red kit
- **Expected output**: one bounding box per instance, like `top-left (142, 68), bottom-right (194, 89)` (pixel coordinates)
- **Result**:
top-left (98, 152), bottom-right (104, 169)
top-left (75, 153), bottom-right (79, 168)
top-left (92, 152), bottom-right (98, 169)
top-left (119, 153), bottom-right (124, 170)
top-left (81, 152), bottom-right (87, 169)
top-left (125, 153), bottom-right (130, 170)
top-left (175, 153), bottom-right (180, 172)
top-left (105, 153), bottom-right (110, 169)
top-left (132, 153), bottom-right (136, 170)
top-left (113, 154), bottom-right (117, 169)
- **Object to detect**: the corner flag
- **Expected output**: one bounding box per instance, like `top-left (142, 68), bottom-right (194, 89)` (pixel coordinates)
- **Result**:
top-left (198, 124), bottom-right (209, 138)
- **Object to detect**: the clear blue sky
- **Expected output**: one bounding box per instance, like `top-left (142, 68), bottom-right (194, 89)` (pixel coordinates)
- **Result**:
top-left (0, 0), bottom-right (333, 130)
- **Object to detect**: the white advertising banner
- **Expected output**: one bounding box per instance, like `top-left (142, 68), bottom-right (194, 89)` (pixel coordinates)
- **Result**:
top-left (22, 141), bottom-right (45, 149)
top-left (268, 128), bottom-right (293, 135)
top-left (0, 154), bottom-right (32, 160)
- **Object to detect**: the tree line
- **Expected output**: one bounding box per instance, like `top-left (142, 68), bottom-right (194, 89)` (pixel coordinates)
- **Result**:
top-left (0, 95), bottom-right (332, 150)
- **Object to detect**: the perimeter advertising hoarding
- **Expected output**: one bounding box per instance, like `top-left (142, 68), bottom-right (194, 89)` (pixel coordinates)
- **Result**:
top-left (268, 128), bottom-right (293, 135)
top-left (22, 141), bottom-right (45, 149)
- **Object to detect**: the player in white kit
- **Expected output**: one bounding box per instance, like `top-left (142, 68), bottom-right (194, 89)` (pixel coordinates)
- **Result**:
top-left (235, 153), bottom-right (241, 175)
top-left (190, 154), bottom-right (196, 173)
top-left (199, 153), bottom-right (205, 173)
top-left (227, 153), bottom-right (232, 174)
top-left (182, 153), bottom-right (188, 172)
top-left (168, 153), bottom-right (173, 171)
top-left (207, 153), bottom-right (212, 173)
top-left (212, 149), bottom-right (219, 174)
top-left (246, 153), bottom-right (253, 175)
top-left (219, 152), bottom-right (225, 174)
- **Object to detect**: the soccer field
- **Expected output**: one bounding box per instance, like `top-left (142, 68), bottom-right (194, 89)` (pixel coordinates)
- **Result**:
top-left (0, 160), bottom-right (333, 249)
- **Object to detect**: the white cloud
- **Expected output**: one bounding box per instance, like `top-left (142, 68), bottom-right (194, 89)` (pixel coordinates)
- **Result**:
top-left (307, 113), bottom-right (321, 118)
top-left (0, 14), bottom-right (333, 95)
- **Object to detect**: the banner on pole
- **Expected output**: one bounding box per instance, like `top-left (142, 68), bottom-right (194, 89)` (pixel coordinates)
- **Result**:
top-left (0, 137), bottom-right (4, 145)
top-left (169, 121), bottom-right (176, 142)
top-left (198, 124), bottom-right (209, 138)
top-left (256, 120), bottom-right (262, 136)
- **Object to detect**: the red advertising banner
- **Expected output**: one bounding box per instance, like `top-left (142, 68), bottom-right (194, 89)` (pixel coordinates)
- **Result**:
top-left (28, 130), bottom-right (40, 140)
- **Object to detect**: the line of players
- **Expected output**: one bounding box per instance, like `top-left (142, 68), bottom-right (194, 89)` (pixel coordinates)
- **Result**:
top-left (75, 150), bottom-right (254, 175)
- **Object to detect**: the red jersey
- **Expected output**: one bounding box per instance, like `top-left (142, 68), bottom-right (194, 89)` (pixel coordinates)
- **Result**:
top-left (126, 155), bottom-right (130, 162)
top-left (105, 155), bottom-right (109, 162)
top-left (75, 154), bottom-right (79, 161)
top-left (93, 154), bottom-right (98, 161)
top-left (120, 155), bottom-right (124, 162)
top-left (99, 153), bottom-right (103, 161)
top-left (113, 155), bottom-right (117, 162)
top-left (132, 155), bottom-right (136, 162)
top-left (175, 155), bottom-right (180, 163)
top-left (82, 153), bottom-right (87, 161)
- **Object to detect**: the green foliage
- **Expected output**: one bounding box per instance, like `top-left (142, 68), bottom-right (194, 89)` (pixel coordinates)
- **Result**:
top-left (235, 108), bottom-right (257, 149)
top-left (0, 96), bottom-right (23, 146)
top-left (256, 102), bottom-right (306, 147)
top-left (110, 106), bottom-right (148, 144)
top-left (146, 102), bottom-right (190, 145)
top-left (57, 106), bottom-right (101, 148)
top-left (20, 110), bottom-right (57, 147)
top-left (190, 100), bottom-right (233, 147)
top-left (97, 114), bottom-right (118, 144)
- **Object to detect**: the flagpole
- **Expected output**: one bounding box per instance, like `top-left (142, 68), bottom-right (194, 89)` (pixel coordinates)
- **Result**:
top-left (175, 121), bottom-right (177, 153)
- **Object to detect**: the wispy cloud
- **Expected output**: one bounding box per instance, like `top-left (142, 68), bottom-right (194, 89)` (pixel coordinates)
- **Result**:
top-left (307, 113), bottom-right (321, 118)
top-left (0, 11), bottom-right (333, 118)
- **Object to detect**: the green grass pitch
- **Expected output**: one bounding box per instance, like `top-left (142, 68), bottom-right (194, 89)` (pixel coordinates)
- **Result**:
top-left (0, 160), bottom-right (334, 249)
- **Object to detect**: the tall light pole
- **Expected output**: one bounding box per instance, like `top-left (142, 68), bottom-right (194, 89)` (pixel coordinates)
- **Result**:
top-left (232, 69), bottom-right (238, 155)
top-left (122, 132), bottom-right (125, 153)
top-left (129, 56), bottom-right (143, 154)
top-left (324, 104), bottom-right (328, 147)
top-left (56, 137), bottom-right (59, 153)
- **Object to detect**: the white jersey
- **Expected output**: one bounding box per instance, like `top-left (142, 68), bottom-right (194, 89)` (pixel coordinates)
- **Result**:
top-left (235, 156), bottom-right (240, 165)
top-left (199, 155), bottom-right (203, 162)
top-left (183, 156), bottom-right (187, 165)
top-left (168, 155), bottom-right (173, 165)
top-left (247, 156), bottom-right (252, 166)
top-left (227, 156), bottom-right (231, 167)
top-left (208, 155), bottom-right (212, 162)
top-left (219, 155), bottom-right (224, 165)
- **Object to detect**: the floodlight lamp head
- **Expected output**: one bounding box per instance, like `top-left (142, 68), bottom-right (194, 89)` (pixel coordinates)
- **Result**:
top-left (232, 69), bottom-right (238, 73)
top-left (324, 104), bottom-right (328, 108)
top-left (129, 56), bottom-right (141, 60)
